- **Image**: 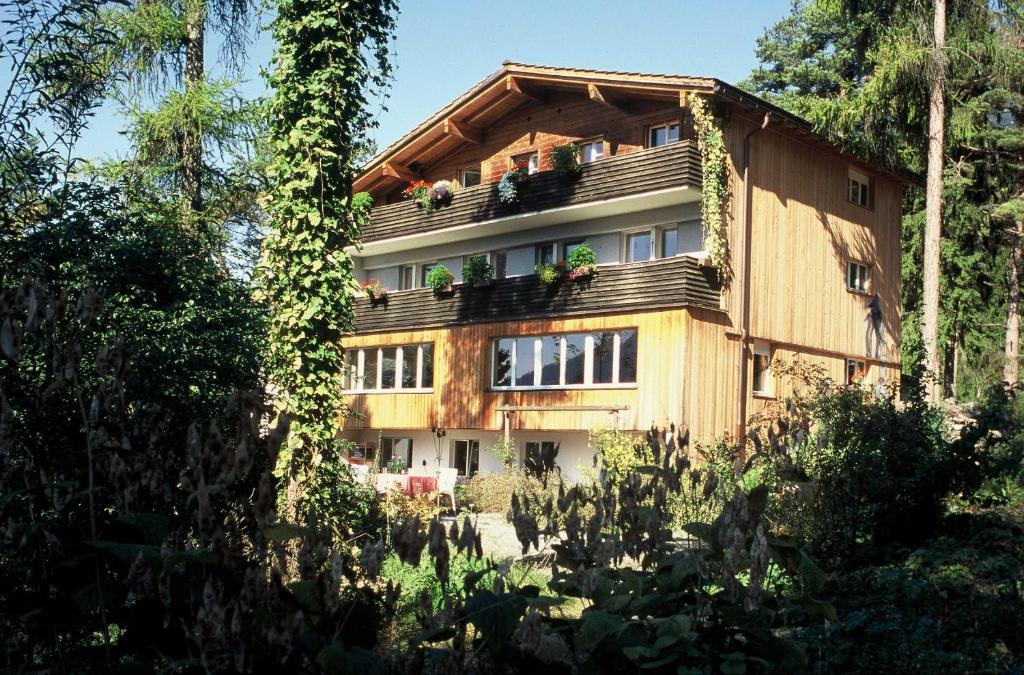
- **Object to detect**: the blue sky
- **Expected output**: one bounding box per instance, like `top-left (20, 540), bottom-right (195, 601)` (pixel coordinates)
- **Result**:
top-left (75, 0), bottom-right (793, 160)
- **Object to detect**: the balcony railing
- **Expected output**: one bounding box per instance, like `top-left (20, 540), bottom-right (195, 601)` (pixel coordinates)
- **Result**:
top-left (352, 255), bottom-right (721, 334)
top-left (360, 140), bottom-right (702, 243)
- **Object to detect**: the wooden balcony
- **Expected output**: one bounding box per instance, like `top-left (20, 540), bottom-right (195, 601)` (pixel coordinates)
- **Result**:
top-left (352, 255), bottom-right (721, 334)
top-left (359, 140), bottom-right (702, 244)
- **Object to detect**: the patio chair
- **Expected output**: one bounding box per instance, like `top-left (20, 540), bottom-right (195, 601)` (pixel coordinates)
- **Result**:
top-left (436, 467), bottom-right (458, 515)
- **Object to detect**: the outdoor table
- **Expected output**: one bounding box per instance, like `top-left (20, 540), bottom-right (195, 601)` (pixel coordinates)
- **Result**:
top-left (375, 472), bottom-right (438, 496)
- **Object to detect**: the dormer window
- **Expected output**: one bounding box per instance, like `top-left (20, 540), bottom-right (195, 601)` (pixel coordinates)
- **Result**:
top-left (459, 167), bottom-right (481, 188)
top-left (512, 152), bottom-right (539, 175)
top-left (648, 122), bottom-right (680, 148)
top-left (848, 169), bottom-right (871, 207)
top-left (580, 139), bottom-right (604, 163)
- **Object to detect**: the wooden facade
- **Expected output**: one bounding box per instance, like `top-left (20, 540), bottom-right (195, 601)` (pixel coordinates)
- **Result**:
top-left (342, 63), bottom-right (907, 450)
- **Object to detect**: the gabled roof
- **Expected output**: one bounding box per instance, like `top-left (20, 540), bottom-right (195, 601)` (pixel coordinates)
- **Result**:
top-left (354, 61), bottom-right (916, 193)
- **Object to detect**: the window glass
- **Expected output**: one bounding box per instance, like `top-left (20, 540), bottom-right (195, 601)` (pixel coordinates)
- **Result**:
top-left (381, 438), bottom-right (413, 469)
top-left (514, 153), bottom-right (539, 174)
top-left (362, 349), bottom-right (378, 390)
top-left (847, 359), bottom-right (866, 384)
top-left (649, 125), bottom-right (667, 147)
top-left (660, 227), bottom-right (678, 258)
top-left (453, 440), bottom-right (480, 476)
top-left (581, 140), bottom-right (603, 163)
top-left (420, 344), bottom-right (434, 388)
top-left (342, 351), bottom-right (354, 389)
top-left (420, 263), bottom-right (437, 287)
top-left (627, 231), bottom-right (652, 262)
top-left (460, 168), bottom-right (481, 188)
top-left (592, 332), bottom-right (616, 384)
top-left (400, 346), bottom-right (416, 388)
top-left (493, 339), bottom-right (513, 387)
top-left (380, 347), bottom-right (397, 389)
top-left (847, 262), bottom-right (868, 293)
top-left (540, 336), bottom-right (561, 386)
top-left (524, 441), bottom-right (558, 478)
top-left (536, 243), bottom-right (555, 266)
top-left (619, 330), bottom-right (638, 383)
top-left (753, 344), bottom-right (772, 394)
top-left (398, 265), bottom-right (414, 290)
top-left (493, 251), bottom-right (507, 279)
top-left (515, 337), bottom-right (536, 386)
top-left (564, 334), bottom-right (587, 385)
top-left (668, 123), bottom-right (680, 143)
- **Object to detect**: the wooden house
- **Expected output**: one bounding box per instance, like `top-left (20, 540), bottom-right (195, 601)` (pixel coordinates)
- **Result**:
top-left (339, 62), bottom-right (907, 480)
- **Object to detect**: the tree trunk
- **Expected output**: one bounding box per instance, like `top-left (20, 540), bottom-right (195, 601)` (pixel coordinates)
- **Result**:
top-left (921, 0), bottom-right (947, 402)
top-left (1004, 218), bottom-right (1023, 386)
top-left (181, 4), bottom-right (204, 213)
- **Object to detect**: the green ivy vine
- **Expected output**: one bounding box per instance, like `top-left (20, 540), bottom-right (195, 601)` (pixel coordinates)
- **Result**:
top-left (691, 94), bottom-right (730, 282)
top-left (255, 0), bottom-right (396, 487)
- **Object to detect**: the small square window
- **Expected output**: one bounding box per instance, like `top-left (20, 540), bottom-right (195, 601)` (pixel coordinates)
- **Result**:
top-left (580, 140), bottom-right (604, 163)
top-left (846, 359), bottom-right (867, 385)
top-left (752, 343), bottom-right (773, 396)
top-left (846, 262), bottom-right (868, 294)
top-left (459, 167), bottom-right (481, 188)
top-left (848, 169), bottom-right (871, 207)
top-left (513, 153), bottom-right (539, 174)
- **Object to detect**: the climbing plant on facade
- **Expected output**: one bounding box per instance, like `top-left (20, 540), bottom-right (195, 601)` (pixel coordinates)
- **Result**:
top-left (692, 94), bottom-right (730, 282)
top-left (255, 0), bottom-right (397, 489)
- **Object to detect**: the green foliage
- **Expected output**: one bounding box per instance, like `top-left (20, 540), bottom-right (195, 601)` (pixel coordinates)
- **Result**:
top-left (589, 427), bottom-right (651, 488)
top-left (535, 262), bottom-right (563, 287)
top-left (352, 190), bottom-right (374, 223)
top-left (691, 94), bottom-right (730, 282)
top-left (424, 264), bottom-right (455, 291)
top-left (462, 254), bottom-right (494, 286)
top-left (255, 0), bottom-right (397, 485)
top-left (303, 442), bottom-right (383, 539)
top-left (566, 240), bottom-right (597, 270)
top-left (489, 434), bottom-right (518, 470)
top-left (459, 470), bottom-right (559, 516)
top-left (550, 142), bottom-right (582, 178)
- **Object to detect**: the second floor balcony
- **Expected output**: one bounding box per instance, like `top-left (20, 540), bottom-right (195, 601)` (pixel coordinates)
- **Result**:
top-left (357, 140), bottom-right (702, 251)
top-left (352, 254), bottom-right (721, 334)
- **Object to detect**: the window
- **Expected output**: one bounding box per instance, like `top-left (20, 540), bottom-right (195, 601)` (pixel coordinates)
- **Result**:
top-left (491, 330), bottom-right (638, 389)
top-left (660, 226), bottom-right (678, 258)
top-left (452, 439), bottom-right (480, 476)
top-left (848, 169), bottom-right (871, 207)
top-left (344, 343), bottom-right (435, 392)
top-left (752, 343), bottom-right (773, 396)
top-left (846, 359), bottom-right (866, 385)
top-left (420, 262), bottom-right (438, 287)
top-left (648, 122), bottom-right (681, 148)
top-left (459, 167), bottom-right (481, 188)
top-left (513, 152), bottom-right (539, 175)
top-left (846, 261), bottom-right (869, 293)
top-left (524, 441), bottom-right (558, 477)
top-left (492, 251), bottom-right (507, 279)
top-left (580, 139), bottom-right (604, 163)
top-left (535, 242), bottom-right (556, 266)
top-left (380, 437), bottom-right (413, 470)
top-left (398, 264), bottom-right (415, 291)
top-left (626, 231), bottom-right (652, 262)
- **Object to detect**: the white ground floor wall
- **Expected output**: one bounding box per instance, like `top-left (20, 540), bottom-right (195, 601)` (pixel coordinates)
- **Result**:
top-left (339, 428), bottom-right (600, 483)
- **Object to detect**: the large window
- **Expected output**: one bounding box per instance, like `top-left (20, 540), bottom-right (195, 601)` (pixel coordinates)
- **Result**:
top-left (452, 439), bottom-right (480, 476)
top-left (380, 437), bottom-right (413, 470)
top-left (344, 343), bottom-right (435, 392)
top-left (648, 122), bottom-right (681, 148)
top-left (491, 329), bottom-right (638, 389)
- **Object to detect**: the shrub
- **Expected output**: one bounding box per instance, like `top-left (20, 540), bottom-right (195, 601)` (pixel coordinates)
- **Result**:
top-left (460, 471), bottom-right (559, 518)
top-left (303, 443), bottom-right (383, 539)
top-left (424, 265), bottom-right (455, 291)
top-left (566, 241), bottom-right (597, 270)
top-left (550, 142), bottom-right (581, 178)
top-left (462, 254), bottom-right (494, 286)
top-left (590, 427), bottom-right (651, 488)
top-left (535, 262), bottom-right (563, 287)
top-left (489, 435), bottom-right (518, 471)
top-left (352, 190), bottom-right (373, 221)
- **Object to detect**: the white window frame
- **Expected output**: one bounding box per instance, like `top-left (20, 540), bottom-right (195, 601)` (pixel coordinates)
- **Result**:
top-left (512, 152), bottom-right (539, 175)
top-left (490, 330), bottom-right (638, 391)
top-left (623, 228), bottom-right (654, 263)
top-left (380, 437), bottom-right (414, 469)
top-left (752, 342), bottom-right (773, 397)
top-left (458, 166), bottom-right (482, 188)
top-left (579, 138), bottom-right (604, 164)
top-left (345, 343), bottom-right (435, 393)
top-left (648, 121), bottom-right (681, 148)
top-left (846, 261), bottom-right (869, 294)
top-left (535, 242), bottom-right (556, 266)
top-left (848, 169), bottom-right (871, 208)
top-left (398, 264), bottom-right (415, 291)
